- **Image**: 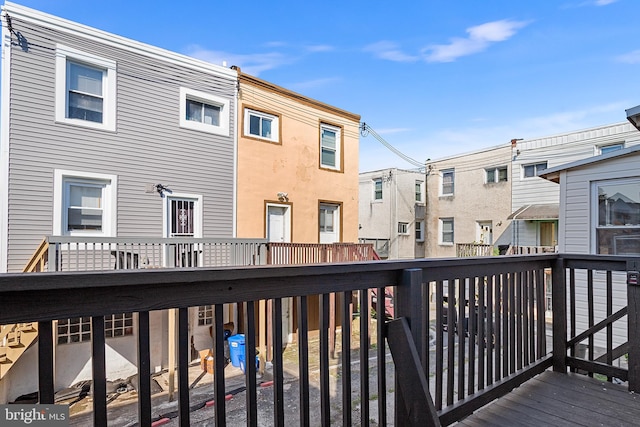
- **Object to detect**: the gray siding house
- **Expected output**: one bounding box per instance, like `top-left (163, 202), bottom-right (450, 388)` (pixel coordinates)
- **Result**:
top-left (510, 122), bottom-right (640, 249)
top-left (0, 2), bottom-right (238, 274)
top-left (541, 145), bottom-right (640, 350)
top-left (0, 3), bottom-right (240, 402)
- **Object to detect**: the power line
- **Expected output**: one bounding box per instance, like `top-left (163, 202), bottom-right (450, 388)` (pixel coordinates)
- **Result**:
top-left (360, 122), bottom-right (425, 168)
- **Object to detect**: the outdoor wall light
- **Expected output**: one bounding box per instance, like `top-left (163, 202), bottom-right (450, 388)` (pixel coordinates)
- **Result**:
top-left (277, 192), bottom-right (289, 202)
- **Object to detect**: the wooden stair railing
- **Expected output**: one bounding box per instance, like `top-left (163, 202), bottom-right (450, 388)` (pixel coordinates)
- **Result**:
top-left (0, 238), bottom-right (48, 379)
top-left (23, 237), bottom-right (49, 272)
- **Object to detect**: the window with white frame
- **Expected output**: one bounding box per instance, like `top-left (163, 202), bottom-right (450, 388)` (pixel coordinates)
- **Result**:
top-left (55, 45), bottom-right (116, 131)
top-left (440, 218), bottom-right (454, 244)
top-left (441, 169), bottom-right (454, 195)
top-left (105, 313), bottom-right (134, 338)
top-left (597, 143), bottom-right (624, 155)
top-left (244, 108), bottom-right (279, 142)
top-left (594, 178), bottom-right (640, 255)
top-left (198, 305), bottom-right (214, 326)
top-left (415, 180), bottom-right (424, 202)
top-left (320, 123), bottom-right (341, 170)
top-left (373, 178), bottom-right (383, 200)
top-left (486, 166), bottom-right (508, 183)
top-left (523, 162), bottom-right (547, 178)
top-left (179, 88), bottom-right (230, 136)
top-left (415, 220), bottom-right (425, 242)
top-left (398, 222), bottom-right (409, 235)
top-left (57, 313), bottom-right (133, 344)
top-left (54, 170), bottom-right (117, 236)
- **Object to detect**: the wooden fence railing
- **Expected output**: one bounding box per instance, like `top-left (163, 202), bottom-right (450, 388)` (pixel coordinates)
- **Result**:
top-left (1, 254), bottom-right (638, 425)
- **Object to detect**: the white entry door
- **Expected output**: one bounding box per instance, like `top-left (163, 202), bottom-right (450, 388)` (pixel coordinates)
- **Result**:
top-left (319, 203), bottom-right (340, 243)
top-left (266, 204), bottom-right (293, 342)
top-left (266, 205), bottom-right (291, 243)
top-left (476, 221), bottom-right (493, 245)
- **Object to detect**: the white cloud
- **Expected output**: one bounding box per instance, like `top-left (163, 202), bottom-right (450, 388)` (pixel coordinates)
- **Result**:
top-left (422, 19), bottom-right (529, 63)
top-left (363, 41), bottom-right (420, 63)
top-left (306, 44), bottom-right (334, 53)
top-left (184, 45), bottom-right (294, 76)
top-left (594, 0), bottom-right (617, 5)
top-left (616, 50), bottom-right (640, 64)
top-left (287, 77), bottom-right (341, 91)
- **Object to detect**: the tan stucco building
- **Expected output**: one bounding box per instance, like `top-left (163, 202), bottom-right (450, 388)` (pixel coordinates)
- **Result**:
top-left (235, 71), bottom-right (361, 244)
top-left (425, 144), bottom-right (513, 257)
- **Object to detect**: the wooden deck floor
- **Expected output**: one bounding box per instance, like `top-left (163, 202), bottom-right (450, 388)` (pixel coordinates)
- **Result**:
top-left (456, 371), bottom-right (640, 427)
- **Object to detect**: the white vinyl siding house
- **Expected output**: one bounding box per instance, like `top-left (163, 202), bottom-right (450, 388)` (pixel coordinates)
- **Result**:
top-left (541, 145), bottom-right (640, 350)
top-left (510, 122), bottom-right (640, 248)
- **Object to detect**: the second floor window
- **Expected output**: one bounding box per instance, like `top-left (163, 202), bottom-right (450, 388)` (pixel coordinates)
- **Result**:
top-left (441, 169), bottom-right (454, 195)
top-left (67, 61), bottom-right (105, 123)
top-left (56, 44), bottom-right (116, 131)
top-left (415, 180), bottom-right (424, 202)
top-left (320, 123), bottom-right (341, 170)
top-left (244, 108), bottom-right (280, 142)
top-left (186, 98), bottom-right (220, 126)
top-left (486, 166), bottom-right (508, 183)
top-left (523, 162), bottom-right (547, 178)
top-left (374, 178), bottom-right (383, 200)
top-left (179, 88), bottom-right (230, 136)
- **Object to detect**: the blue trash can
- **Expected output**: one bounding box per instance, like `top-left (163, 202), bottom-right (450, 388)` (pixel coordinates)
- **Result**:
top-left (238, 352), bottom-right (260, 374)
top-left (227, 334), bottom-right (245, 367)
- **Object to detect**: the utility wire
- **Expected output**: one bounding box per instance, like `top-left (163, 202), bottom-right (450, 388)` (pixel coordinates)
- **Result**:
top-left (360, 122), bottom-right (425, 168)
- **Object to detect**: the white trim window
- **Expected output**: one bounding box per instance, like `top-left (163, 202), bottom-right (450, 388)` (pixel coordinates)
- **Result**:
top-left (440, 218), bottom-right (454, 245)
top-left (594, 178), bottom-right (640, 255)
top-left (179, 88), bottom-right (230, 136)
top-left (415, 180), bottom-right (424, 203)
top-left (597, 143), bottom-right (624, 155)
top-left (398, 222), bottom-right (409, 235)
top-left (57, 313), bottom-right (133, 344)
top-left (486, 166), bottom-right (508, 183)
top-left (373, 178), bottom-right (383, 200)
top-left (53, 170), bottom-right (117, 236)
top-left (441, 169), bottom-right (454, 196)
top-left (320, 123), bottom-right (341, 170)
top-left (415, 220), bottom-right (425, 242)
top-left (55, 45), bottom-right (116, 131)
top-left (523, 162), bottom-right (547, 178)
top-left (198, 305), bottom-right (214, 326)
top-left (244, 108), bottom-right (279, 142)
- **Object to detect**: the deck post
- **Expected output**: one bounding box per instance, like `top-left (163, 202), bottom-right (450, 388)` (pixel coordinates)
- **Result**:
top-left (394, 268), bottom-right (427, 425)
top-left (552, 256), bottom-right (567, 373)
top-left (627, 260), bottom-right (640, 392)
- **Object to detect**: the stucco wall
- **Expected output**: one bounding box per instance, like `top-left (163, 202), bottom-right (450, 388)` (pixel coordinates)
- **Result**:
top-left (358, 168), bottom-right (426, 259)
top-left (236, 74), bottom-right (360, 243)
top-left (425, 145), bottom-right (512, 258)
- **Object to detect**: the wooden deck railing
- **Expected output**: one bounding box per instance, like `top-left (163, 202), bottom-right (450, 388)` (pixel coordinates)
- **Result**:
top-left (1, 254), bottom-right (638, 425)
top-left (455, 243), bottom-right (494, 257)
top-left (267, 242), bottom-right (379, 264)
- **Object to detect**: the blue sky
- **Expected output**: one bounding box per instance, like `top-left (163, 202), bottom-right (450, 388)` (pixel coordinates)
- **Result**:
top-left (9, 0), bottom-right (640, 171)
